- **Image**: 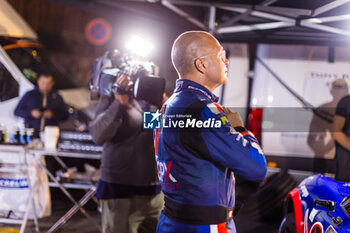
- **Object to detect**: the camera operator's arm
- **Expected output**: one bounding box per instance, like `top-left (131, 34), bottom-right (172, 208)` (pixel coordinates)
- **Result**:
top-left (89, 75), bottom-right (130, 145)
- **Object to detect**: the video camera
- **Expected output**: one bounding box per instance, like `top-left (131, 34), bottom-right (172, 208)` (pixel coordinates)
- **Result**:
top-left (89, 50), bottom-right (165, 106)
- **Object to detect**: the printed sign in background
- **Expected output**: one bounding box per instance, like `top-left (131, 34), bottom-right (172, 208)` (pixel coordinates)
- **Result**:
top-left (85, 18), bottom-right (112, 46)
top-left (253, 45), bottom-right (350, 158)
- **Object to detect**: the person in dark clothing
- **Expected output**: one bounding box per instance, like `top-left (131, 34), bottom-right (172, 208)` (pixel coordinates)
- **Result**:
top-left (308, 79), bottom-right (348, 173)
top-left (89, 74), bottom-right (163, 233)
top-left (14, 72), bottom-right (69, 138)
top-left (333, 94), bottom-right (350, 181)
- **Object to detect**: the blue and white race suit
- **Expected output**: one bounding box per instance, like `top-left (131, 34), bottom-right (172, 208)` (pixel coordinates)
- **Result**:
top-left (154, 79), bottom-right (267, 233)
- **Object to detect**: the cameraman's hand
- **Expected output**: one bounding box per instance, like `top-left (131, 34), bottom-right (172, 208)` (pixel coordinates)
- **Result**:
top-left (223, 107), bottom-right (244, 128)
top-left (114, 75), bottom-right (131, 106)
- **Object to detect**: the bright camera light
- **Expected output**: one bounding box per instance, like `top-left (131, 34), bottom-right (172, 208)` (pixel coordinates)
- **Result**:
top-left (125, 35), bottom-right (154, 57)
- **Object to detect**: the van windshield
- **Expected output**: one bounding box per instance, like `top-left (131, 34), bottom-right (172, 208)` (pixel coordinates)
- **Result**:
top-left (4, 44), bottom-right (76, 89)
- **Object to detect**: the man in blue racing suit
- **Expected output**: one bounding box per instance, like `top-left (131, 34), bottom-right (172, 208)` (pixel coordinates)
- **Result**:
top-left (154, 31), bottom-right (267, 233)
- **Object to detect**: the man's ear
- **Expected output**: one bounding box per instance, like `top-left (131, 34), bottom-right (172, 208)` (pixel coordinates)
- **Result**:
top-left (194, 58), bottom-right (206, 74)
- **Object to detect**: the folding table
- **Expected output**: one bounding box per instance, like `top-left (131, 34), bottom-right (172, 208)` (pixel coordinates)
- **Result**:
top-left (27, 149), bottom-right (101, 233)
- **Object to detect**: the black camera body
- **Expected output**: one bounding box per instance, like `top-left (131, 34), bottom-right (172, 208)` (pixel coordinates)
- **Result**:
top-left (89, 50), bottom-right (165, 105)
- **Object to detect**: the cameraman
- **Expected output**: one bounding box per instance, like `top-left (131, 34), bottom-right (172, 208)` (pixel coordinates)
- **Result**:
top-left (89, 75), bottom-right (163, 233)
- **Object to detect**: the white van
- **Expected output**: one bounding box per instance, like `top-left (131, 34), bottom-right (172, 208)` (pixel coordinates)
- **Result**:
top-left (214, 42), bottom-right (350, 173)
top-left (0, 0), bottom-right (92, 137)
top-left (248, 44), bottom-right (350, 172)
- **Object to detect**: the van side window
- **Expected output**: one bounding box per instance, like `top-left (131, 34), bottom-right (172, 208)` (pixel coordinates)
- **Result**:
top-left (0, 62), bottom-right (19, 102)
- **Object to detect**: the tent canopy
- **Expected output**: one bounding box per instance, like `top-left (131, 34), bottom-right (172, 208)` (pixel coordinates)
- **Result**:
top-left (50, 0), bottom-right (350, 45)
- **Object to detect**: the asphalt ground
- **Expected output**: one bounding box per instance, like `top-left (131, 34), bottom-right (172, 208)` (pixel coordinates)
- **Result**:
top-left (3, 188), bottom-right (281, 233)
top-left (41, 189), bottom-right (280, 233)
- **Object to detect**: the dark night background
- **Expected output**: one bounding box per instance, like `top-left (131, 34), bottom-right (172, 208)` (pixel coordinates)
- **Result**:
top-left (7, 0), bottom-right (196, 95)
